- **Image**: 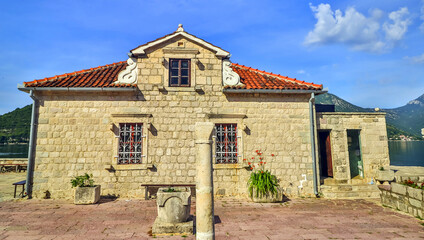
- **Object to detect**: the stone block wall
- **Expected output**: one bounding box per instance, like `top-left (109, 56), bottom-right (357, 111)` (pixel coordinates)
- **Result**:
top-left (30, 37), bottom-right (316, 199)
top-left (317, 112), bottom-right (390, 182)
top-left (379, 183), bottom-right (424, 219)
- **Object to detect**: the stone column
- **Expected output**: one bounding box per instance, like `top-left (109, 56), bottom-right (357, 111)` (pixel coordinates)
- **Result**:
top-left (195, 122), bottom-right (215, 240)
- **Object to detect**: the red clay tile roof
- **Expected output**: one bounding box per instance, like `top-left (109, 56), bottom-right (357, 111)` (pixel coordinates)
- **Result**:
top-left (22, 60), bottom-right (322, 91)
top-left (229, 63), bottom-right (322, 90)
top-left (23, 61), bottom-right (136, 88)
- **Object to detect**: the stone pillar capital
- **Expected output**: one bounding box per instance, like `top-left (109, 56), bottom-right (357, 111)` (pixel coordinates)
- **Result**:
top-left (195, 122), bottom-right (214, 141)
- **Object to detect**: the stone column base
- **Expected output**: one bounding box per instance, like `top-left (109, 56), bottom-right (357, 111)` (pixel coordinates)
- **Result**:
top-left (152, 218), bottom-right (193, 235)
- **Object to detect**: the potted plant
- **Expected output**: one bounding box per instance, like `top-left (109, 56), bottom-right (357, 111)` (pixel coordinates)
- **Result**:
top-left (246, 150), bottom-right (282, 203)
top-left (376, 166), bottom-right (395, 182)
top-left (71, 173), bottom-right (101, 205)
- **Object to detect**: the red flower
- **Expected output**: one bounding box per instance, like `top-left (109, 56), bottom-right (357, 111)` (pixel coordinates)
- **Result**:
top-left (259, 157), bottom-right (263, 160)
top-left (255, 150), bottom-right (259, 153)
top-left (258, 153), bottom-right (262, 156)
top-left (248, 162), bottom-right (251, 165)
top-left (250, 167), bottom-right (253, 170)
top-left (251, 157), bottom-right (254, 159)
top-left (261, 171), bottom-right (263, 173)
top-left (243, 158), bottom-right (246, 161)
top-left (271, 154), bottom-right (275, 157)
top-left (260, 161), bottom-right (263, 165)
top-left (264, 162), bottom-right (266, 164)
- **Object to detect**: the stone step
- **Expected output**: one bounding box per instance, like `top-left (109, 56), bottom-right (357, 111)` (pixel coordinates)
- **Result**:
top-left (322, 178), bottom-right (372, 185)
top-left (320, 184), bottom-right (380, 199)
top-left (321, 190), bottom-right (380, 199)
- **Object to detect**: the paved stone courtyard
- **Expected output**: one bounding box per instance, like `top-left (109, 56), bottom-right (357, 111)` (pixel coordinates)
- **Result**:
top-left (0, 197), bottom-right (423, 239)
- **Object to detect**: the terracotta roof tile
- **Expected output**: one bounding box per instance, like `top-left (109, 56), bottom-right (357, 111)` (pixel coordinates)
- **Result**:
top-left (228, 63), bottom-right (322, 90)
top-left (23, 61), bottom-right (136, 88)
top-left (23, 60), bottom-right (322, 91)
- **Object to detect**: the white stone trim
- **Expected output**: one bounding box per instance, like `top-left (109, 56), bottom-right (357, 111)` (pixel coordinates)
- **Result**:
top-left (131, 31), bottom-right (230, 58)
top-left (222, 59), bottom-right (242, 86)
top-left (116, 57), bottom-right (138, 84)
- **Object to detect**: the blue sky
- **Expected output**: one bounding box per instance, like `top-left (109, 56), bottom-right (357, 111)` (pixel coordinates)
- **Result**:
top-left (1, 0), bottom-right (424, 114)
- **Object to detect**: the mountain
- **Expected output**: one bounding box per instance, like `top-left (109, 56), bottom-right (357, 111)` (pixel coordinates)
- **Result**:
top-left (315, 93), bottom-right (372, 113)
top-left (0, 105), bottom-right (32, 144)
top-left (382, 94), bottom-right (424, 137)
top-left (316, 93), bottom-right (423, 140)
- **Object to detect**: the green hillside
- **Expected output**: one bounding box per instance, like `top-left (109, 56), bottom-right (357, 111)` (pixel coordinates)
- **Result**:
top-left (0, 105), bottom-right (32, 143)
top-left (382, 94), bottom-right (424, 137)
top-left (316, 93), bottom-right (423, 140)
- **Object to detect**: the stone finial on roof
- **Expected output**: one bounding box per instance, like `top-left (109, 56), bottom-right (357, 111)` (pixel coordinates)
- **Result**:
top-left (176, 24), bottom-right (184, 32)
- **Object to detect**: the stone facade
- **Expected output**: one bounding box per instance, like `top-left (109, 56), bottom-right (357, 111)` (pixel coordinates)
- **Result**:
top-left (23, 28), bottom-right (390, 200)
top-left (30, 35), bottom-right (317, 199)
top-left (317, 112), bottom-right (390, 183)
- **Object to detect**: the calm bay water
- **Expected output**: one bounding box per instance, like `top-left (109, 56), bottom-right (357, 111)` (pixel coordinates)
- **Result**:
top-left (0, 142), bottom-right (423, 166)
top-left (388, 141), bottom-right (424, 167)
top-left (0, 144), bottom-right (28, 158)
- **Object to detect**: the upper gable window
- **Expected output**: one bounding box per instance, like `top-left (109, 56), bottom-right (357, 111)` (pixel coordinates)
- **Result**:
top-left (169, 59), bottom-right (190, 87)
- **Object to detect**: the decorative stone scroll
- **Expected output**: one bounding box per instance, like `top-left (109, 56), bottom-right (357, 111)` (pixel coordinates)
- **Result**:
top-left (116, 57), bottom-right (138, 84)
top-left (222, 59), bottom-right (241, 86)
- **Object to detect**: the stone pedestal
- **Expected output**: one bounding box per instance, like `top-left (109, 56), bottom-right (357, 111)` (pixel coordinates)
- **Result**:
top-left (152, 187), bottom-right (193, 235)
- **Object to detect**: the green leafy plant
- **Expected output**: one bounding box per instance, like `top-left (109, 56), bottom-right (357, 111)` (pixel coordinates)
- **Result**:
top-left (246, 150), bottom-right (279, 198)
top-left (70, 173), bottom-right (94, 188)
top-left (162, 187), bottom-right (180, 192)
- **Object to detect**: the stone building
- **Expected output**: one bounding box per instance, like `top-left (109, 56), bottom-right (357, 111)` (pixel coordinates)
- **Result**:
top-left (18, 25), bottom-right (390, 199)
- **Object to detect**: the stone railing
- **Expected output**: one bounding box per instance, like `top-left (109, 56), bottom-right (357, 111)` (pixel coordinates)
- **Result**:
top-left (379, 182), bottom-right (423, 219)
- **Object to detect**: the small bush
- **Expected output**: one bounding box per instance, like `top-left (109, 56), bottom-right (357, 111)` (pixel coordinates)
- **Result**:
top-left (70, 173), bottom-right (94, 188)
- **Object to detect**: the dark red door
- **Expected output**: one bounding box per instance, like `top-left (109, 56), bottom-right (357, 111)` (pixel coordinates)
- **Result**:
top-left (325, 134), bottom-right (333, 177)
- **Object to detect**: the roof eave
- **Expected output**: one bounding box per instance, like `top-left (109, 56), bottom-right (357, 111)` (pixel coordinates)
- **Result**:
top-left (18, 85), bottom-right (138, 93)
top-left (223, 88), bottom-right (328, 95)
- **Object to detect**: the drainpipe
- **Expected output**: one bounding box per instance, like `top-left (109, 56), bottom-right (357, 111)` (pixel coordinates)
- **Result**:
top-left (26, 90), bottom-right (37, 198)
top-left (309, 92), bottom-right (319, 197)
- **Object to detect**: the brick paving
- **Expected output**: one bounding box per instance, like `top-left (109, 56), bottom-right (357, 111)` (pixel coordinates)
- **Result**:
top-left (0, 197), bottom-right (423, 239)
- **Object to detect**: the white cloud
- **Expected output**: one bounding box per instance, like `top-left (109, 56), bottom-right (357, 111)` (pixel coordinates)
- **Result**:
top-left (404, 53), bottom-right (424, 63)
top-left (383, 7), bottom-right (411, 42)
top-left (305, 3), bottom-right (412, 53)
top-left (297, 70), bottom-right (306, 74)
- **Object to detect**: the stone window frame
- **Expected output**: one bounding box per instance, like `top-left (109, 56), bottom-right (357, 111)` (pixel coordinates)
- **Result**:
top-left (169, 58), bottom-right (191, 87)
top-left (214, 123), bottom-right (238, 164)
top-left (207, 114), bottom-right (249, 169)
top-left (161, 48), bottom-right (199, 92)
top-left (117, 123), bottom-right (144, 165)
top-left (109, 114), bottom-right (153, 171)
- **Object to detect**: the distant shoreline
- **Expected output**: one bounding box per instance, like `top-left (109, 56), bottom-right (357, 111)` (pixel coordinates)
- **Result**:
top-left (388, 140), bottom-right (424, 142)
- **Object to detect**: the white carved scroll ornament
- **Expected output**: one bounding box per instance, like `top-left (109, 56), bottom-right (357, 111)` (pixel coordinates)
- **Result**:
top-left (116, 57), bottom-right (138, 84)
top-left (222, 59), bottom-right (242, 86)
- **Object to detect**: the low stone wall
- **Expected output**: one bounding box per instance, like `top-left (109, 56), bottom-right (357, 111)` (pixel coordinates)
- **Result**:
top-left (379, 183), bottom-right (424, 218)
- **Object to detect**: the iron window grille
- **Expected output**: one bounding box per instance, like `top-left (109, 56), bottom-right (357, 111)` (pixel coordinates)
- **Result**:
top-left (214, 123), bottom-right (238, 164)
top-left (169, 59), bottom-right (191, 87)
top-left (118, 123), bottom-right (143, 164)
